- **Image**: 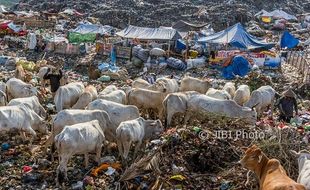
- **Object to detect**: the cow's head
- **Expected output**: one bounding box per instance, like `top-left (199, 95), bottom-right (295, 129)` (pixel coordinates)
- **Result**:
top-left (239, 145), bottom-right (264, 171)
top-left (56, 164), bottom-right (68, 187)
top-left (242, 107), bottom-right (257, 124)
top-left (23, 85), bottom-right (37, 97)
top-left (153, 81), bottom-right (167, 93)
top-left (244, 91), bottom-right (260, 109)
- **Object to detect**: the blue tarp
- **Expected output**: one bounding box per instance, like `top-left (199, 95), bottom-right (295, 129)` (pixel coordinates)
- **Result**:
top-left (222, 55), bottom-right (250, 80)
top-left (198, 23), bottom-right (275, 50)
top-left (176, 39), bottom-right (186, 51)
top-left (280, 31), bottom-right (299, 49)
top-left (72, 24), bottom-right (113, 35)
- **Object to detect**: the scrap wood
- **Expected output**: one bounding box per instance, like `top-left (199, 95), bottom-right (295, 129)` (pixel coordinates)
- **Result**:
top-left (119, 149), bottom-right (161, 181)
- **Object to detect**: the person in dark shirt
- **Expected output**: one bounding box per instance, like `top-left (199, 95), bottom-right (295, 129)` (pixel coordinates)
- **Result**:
top-left (43, 68), bottom-right (63, 96)
top-left (277, 88), bottom-right (298, 123)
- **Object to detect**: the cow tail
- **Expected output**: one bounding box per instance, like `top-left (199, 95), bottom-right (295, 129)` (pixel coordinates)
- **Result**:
top-left (5, 85), bottom-right (8, 103)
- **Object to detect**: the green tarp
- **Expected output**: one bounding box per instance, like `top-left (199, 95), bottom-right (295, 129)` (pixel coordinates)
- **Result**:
top-left (68, 32), bottom-right (96, 43)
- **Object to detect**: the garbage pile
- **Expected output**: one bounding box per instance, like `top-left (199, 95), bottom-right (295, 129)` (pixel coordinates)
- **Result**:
top-left (14, 0), bottom-right (310, 30)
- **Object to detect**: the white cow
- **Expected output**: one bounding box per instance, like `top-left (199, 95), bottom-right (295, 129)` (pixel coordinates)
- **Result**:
top-left (0, 104), bottom-right (47, 142)
top-left (116, 117), bottom-right (163, 160)
top-left (132, 78), bottom-right (167, 92)
top-left (163, 91), bottom-right (199, 127)
top-left (98, 90), bottom-right (127, 104)
top-left (6, 78), bottom-right (37, 101)
top-left (54, 82), bottom-right (84, 112)
top-left (223, 82), bottom-right (236, 98)
top-left (55, 120), bottom-right (105, 186)
top-left (180, 76), bottom-right (211, 94)
top-left (8, 96), bottom-right (46, 118)
top-left (233, 85), bottom-right (251, 106)
top-left (127, 88), bottom-right (167, 119)
top-left (156, 78), bottom-right (179, 93)
top-left (87, 99), bottom-right (140, 140)
top-left (290, 150), bottom-right (310, 190)
top-left (99, 85), bottom-right (118, 96)
top-left (184, 94), bottom-right (257, 124)
top-left (244, 85), bottom-right (276, 117)
top-left (206, 88), bottom-right (231, 100)
top-left (44, 109), bottom-right (112, 152)
top-left (72, 85), bottom-right (98, 109)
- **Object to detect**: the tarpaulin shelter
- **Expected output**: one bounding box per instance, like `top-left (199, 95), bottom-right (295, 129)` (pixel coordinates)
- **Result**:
top-left (116, 25), bottom-right (182, 41)
top-left (222, 55), bottom-right (250, 79)
top-left (69, 24), bottom-right (114, 43)
top-left (0, 20), bottom-right (27, 36)
top-left (280, 31), bottom-right (299, 49)
top-left (198, 23), bottom-right (274, 50)
top-left (172, 20), bottom-right (210, 37)
top-left (261, 10), bottom-right (297, 21)
top-left (72, 24), bottom-right (114, 35)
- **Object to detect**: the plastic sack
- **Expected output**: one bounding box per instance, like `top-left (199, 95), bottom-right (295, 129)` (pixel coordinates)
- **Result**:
top-left (17, 60), bottom-right (36, 71)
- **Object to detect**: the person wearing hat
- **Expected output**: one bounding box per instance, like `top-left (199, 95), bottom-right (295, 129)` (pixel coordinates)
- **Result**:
top-left (277, 88), bottom-right (298, 123)
top-left (43, 67), bottom-right (63, 97)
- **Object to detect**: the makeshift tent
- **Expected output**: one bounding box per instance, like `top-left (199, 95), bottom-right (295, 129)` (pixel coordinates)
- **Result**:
top-left (0, 21), bottom-right (27, 36)
top-left (172, 20), bottom-right (209, 32)
top-left (280, 31), bottom-right (299, 49)
top-left (198, 23), bottom-right (274, 50)
top-left (116, 25), bottom-right (182, 41)
top-left (222, 55), bottom-right (250, 80)
top-left (71, 24), bottom-right (113, 35)
top-left (261, 10), bottom-right (297, 21)
top-left (255, 9), bottom-right (272, 18)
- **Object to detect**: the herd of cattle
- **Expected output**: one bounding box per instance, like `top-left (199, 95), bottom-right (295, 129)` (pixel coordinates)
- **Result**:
top-left (0, 71), bottom-right (309, 189)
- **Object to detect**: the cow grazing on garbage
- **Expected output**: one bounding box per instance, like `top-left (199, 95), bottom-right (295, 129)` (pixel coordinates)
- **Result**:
top-left (244, 85), bottom-right (276, 117)
top-left (206, 88), bottom-right (232, 100)
top-left (239, 145), bottom-right (306, 190)
top-left (180, 76), bottom-right (211, 94)
top-left (290, 150), bottom-right (310, 190)
top-left (44, 109), bottom-right (112, 154)
top-left (98, 90), bottom-right (127, 105)
top-left (234, 85), bottom-right (251, 106)
top-left (72, 85), bottom-right (98, 109)
top-left (116, 117), bottom-right (163, 160)
top-left (127, 88), bottom-right (167, 119)
top-left (155, 78), bottom-right (179, 93)
top-left (87, 99), bottom-right (140, 141)
top-left (184, 94), bottom-right (257, 124)
top-left (223, 82), bottom-right (236, 98)
top-left (132, 78), bottom-right (167, 92)
top-left (162, 91), bottom-right (199, 127)
top-left (6, 78), bottom-right (37, 101)
top-left (54, 82), bottom-right (84, 112)
top-left (38, 66), bottom-right (69, 87)
top-left (55, 120), bottom-right (105, 186)
top-left (8, 96), bottom-right (47, 118)
top-left (99, 85), bottom-right (118, 96)
top-left (0, 104), bottom-right (47, 143)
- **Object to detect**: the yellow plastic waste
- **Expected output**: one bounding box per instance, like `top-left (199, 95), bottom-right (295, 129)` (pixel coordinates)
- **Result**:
top-left (17, 60), bottom-right (36, 71)
top-left (170, 175), bottom-right (186, 181)
top-left (262, 16), bottom-right (271, 23)
top-left (189, 50), bottom-right (198, 59)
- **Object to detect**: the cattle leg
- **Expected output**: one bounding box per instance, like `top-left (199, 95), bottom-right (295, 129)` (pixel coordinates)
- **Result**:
top-left (116, 139), bottom-right (123, 160)
top-left (183, 112), bottom-right (192, 126)
top-left (84, 153), bottom-right (89, 168)
top-left (133, 141), bottom-right (142, 159)
top-left (95, 144), bottom-right (102, 165)
top-left (122, 140), bottom-right (131, 160)
top-left (19, 131), bottom-right (27, 142)
top-left (25, 127), bottom-right (37, 145)
top-left (166, 112), bottom-right (174, 128)
top-left (245, 170), bottom-right (251, 186)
